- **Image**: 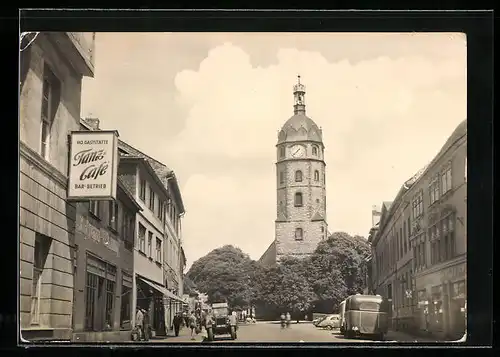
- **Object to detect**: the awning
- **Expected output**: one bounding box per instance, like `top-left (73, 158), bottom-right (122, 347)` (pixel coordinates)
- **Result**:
top-left (137, 276), bottom-right (185, 303)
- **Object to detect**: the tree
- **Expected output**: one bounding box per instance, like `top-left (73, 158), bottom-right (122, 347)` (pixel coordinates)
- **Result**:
top-left (186, 245), bottom-right (258, 309)
top-left (252, 256), bottom-right (316, 316)
top-left (306, 232), bottom-right (371, 307)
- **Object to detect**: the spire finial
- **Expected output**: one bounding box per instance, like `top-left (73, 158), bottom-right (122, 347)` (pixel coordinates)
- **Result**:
top-left (297, 74), bottom-right (301, 84)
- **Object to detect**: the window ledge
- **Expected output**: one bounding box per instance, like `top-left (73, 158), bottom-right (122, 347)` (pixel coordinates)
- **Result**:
top-left (138, 250), bottom-right (147, 257)
top-left (20, 141), bottom-right (67, 189)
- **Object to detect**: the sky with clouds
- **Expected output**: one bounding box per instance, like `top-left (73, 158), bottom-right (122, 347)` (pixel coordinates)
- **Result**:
top-left (81, 32), bottom-right (466, 269)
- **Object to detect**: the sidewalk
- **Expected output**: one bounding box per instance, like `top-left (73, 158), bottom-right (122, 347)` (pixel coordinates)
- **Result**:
top-left (147, 328), bottom-right (204, 343)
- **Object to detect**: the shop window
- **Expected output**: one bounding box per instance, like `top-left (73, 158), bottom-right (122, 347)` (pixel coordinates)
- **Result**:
top-left (84, 255), bottom-right (116, 331)
top-left (295, 170), bottom-right (303, 182)
top-left (31, 234), bottom-right (52, 324)
top-left (430, 285), bottom-right (444, 331)
top-left (120, 272), bottom-right (133, 329)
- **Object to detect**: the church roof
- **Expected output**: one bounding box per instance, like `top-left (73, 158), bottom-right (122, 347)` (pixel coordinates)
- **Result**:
top-left (277, 113), bottom-right (323, 145)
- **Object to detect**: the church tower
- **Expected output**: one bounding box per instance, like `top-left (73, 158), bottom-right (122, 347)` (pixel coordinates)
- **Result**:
top-left (273, 76), bottom-right (328, 263)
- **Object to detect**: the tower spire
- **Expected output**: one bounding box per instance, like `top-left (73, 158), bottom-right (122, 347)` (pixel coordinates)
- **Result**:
top-left (293, 75), bottom-right (306, 115)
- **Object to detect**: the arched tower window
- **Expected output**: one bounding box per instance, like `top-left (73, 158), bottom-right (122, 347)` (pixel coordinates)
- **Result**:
top-left (312, 145), bottom-right (318, 156)
top-left (295, 228), bottom-right (303, 240)
top-left (314, 170), bottom-right (320, 181)
top-left (279, 171), bottom-right (284, 184)
top-left (294, 192), bottom-right (303, 207)
top-left (295, 170), bottom-right (303, 182)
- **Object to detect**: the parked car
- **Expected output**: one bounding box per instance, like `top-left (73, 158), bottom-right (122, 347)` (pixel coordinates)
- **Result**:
top-left (313, 315), bottom-right (328, 327)
top-left (317, 314), bottom-right (341, 330)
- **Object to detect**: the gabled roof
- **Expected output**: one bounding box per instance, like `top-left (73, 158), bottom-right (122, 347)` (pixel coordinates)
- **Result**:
top-left (119, 156), bottom-right (170, 201)
top-left (117, 177), bottom-right (143, 212)
top-left (118, 139), bottom-right (185, 214)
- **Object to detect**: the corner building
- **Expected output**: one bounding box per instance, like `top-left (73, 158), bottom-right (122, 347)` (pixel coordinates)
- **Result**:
top-left (260, 77), bottom-right (328, 266)
top-left (19, 32), bottom-right (95, 341)
top-left (370, 119), bottom-right (467, 340)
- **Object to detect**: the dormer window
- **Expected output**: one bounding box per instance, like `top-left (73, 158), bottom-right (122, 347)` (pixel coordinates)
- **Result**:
top-left (295, 170), bottom-right (303, 182)
top-left (294, 192), bottom-right (303, 207)
top-left (312, 146), bottom-right (318, 156)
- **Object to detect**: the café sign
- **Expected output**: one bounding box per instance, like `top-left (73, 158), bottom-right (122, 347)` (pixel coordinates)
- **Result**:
top-left (68, 130), bottom-right (119, 200)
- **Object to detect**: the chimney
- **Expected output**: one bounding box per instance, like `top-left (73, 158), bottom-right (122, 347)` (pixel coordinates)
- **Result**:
top-left (84, 117), bottom-right (100, 130)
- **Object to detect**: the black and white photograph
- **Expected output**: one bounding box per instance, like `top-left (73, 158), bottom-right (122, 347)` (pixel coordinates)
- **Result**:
top-left (19, 29), bottom-right (469, 344)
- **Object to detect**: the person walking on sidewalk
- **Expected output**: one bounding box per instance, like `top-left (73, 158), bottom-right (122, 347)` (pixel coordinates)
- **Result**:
top-left (142, 308), bottom-right (151, 341)
top-left (173, 312), bottom-right (182, 337)
top-left (189, 311), bottom-right (197, 340)
top-left (136, 308), bottom-right (144, 341)
top-left (286, 312), bottom-right (291, 328)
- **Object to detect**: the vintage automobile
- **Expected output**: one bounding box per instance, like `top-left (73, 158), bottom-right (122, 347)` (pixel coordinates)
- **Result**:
top-left (317, 314), bottom-right (341, 330)
top-left (312, 315), bottom-right (328, 327)
top-left (205, 302), bottom-right (238, 341)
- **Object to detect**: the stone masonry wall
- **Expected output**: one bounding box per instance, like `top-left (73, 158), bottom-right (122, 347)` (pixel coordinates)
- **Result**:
top-left (19, 34), bottom-right (89, 340)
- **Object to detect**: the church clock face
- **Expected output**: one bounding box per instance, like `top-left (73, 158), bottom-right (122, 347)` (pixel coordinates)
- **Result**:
top-left (290, 145), bottom-right (305, 158)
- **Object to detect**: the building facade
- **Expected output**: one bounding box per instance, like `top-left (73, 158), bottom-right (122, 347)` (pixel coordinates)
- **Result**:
top-left (370, 119), bottom-right (467, 340)
top-left (259, 76), bottom-right (328, 266)
top-left (117, 156), bottom-right (170, 336)
top-left (117, 141), bottom-right (187, 335)
top-left (19, 32), bottom-right (95, 341)
top-left (72, 178), bottom-right (141, 342)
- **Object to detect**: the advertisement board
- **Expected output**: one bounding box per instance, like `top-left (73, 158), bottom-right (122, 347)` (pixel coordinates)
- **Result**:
top-left (67, 130), bottom-right (119, 200)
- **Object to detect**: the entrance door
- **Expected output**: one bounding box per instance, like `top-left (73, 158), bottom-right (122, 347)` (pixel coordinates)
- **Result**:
top-left (154, 294), bottom-right (166, 336)
top-left (95, 276), bottom-right (105, 331)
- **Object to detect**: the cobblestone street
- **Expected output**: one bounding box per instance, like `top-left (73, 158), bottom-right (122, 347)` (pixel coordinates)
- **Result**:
top-left (148, 321), bottom-right (438, 344)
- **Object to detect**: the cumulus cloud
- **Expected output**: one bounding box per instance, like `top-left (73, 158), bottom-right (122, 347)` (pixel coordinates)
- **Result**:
top-left (81, 33), bottom-right (466, 268)
top-left (167, 38), bottom-right (465, 265)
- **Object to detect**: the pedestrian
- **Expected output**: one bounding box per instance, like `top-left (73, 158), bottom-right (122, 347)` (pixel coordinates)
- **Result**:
top-left (142, 308), bottom-right (150, 341)
top-left (136, 308), bottom-right (144, 341)
top-left (173, 312), bottom-right (182, 337)
top-left (280, 312), bottom-right (286, 329)
top-left (189, 311), bottom-right (197, 340)
top-left (286, 312), bottom-right (291, 328)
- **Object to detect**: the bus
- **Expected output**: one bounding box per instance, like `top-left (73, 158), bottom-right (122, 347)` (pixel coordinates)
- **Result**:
top-left (338, 299), bottom-right (347, 334)
top-left (343, 294), bottom-right (389, 340)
